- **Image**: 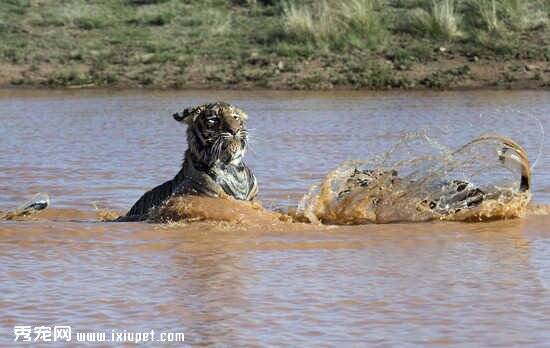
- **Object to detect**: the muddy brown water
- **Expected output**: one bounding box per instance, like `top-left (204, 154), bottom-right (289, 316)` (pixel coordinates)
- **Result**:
top-left (1, 89), bottom-right (549, 346)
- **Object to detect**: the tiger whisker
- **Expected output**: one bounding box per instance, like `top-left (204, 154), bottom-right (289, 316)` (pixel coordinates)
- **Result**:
top-left (215, 138), bottom-right (223, 157)
top-left (208, 137), bottom-right (223, 161)
top-left (245, 141), bottom-right (256, 156)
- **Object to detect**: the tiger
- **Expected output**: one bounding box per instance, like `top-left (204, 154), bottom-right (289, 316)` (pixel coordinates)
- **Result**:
top-left (118, 102), bottom-right (258, 222)
top-left (335, 135), bottom-right (531, 216)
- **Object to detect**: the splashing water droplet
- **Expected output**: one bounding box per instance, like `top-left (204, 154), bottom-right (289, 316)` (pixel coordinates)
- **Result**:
top-left (298, 134), bottom-right (532, 224)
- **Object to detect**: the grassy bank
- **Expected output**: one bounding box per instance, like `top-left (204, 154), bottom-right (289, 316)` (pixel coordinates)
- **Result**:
top-left (0, 0), bottom-right (548, 89)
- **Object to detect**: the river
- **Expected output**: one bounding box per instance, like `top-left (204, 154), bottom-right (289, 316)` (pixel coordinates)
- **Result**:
top-left (1, 89), bottom-right (549, 346)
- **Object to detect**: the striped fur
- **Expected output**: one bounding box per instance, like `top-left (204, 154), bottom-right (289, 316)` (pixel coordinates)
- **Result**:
top-left (118, 102), bottom-right (258, 222)
top-left (123, 178), bottom-right (178, 220)
top-left (337, 135), bottom-right (531, 216)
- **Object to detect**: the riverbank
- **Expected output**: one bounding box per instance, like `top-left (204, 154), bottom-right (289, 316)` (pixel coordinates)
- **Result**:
top-left (1, 0), bottom-right (548, 90)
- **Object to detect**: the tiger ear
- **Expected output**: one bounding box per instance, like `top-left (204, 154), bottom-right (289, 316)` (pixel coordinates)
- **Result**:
top-left (173, 105), bottom-right (204, 125)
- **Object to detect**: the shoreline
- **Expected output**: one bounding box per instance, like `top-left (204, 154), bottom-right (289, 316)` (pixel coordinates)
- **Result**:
top-left (3, 60), bottom-right (547, 91)
top-left (1, 84), bottom-right (548, 93)
top-left (1, 84), bottom-right (548, 92)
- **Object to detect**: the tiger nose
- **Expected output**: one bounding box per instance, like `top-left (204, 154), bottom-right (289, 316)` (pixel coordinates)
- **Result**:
top-left (228, 128), bottom-right (239, 136)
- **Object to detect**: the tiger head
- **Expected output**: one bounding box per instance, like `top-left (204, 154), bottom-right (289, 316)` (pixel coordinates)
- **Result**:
top-left (173, 102), bottom-right (249, 166)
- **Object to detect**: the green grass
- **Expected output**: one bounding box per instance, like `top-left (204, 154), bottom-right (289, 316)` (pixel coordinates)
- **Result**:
top-left (0, 0), bottom-right (547, 88)
top-left (409, 0), bottom-right (462, 40)
top-left (281, 0), bottom-right (386, 49)
top-left (473, 0), bottom-right (500, 32)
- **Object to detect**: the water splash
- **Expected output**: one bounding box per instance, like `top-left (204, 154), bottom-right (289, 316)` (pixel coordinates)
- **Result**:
top-left (149, 195), bottom-right (291, 225)
top-left (298, 133), bottom-right (533, 225)
top-left (0, 193), bottom-right (50, 220)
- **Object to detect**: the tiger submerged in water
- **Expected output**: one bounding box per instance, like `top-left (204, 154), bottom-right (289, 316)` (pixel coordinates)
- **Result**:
top-left (118, 102), bottom-right (258, 222)
top-left (327, 135), bottom-right (532, 223)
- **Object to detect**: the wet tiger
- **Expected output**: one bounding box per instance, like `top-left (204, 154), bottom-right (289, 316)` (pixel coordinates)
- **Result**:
top-left (118, 102), bottom-right (258, 221)
top-left (336, 135), bottom-right (531, 216)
